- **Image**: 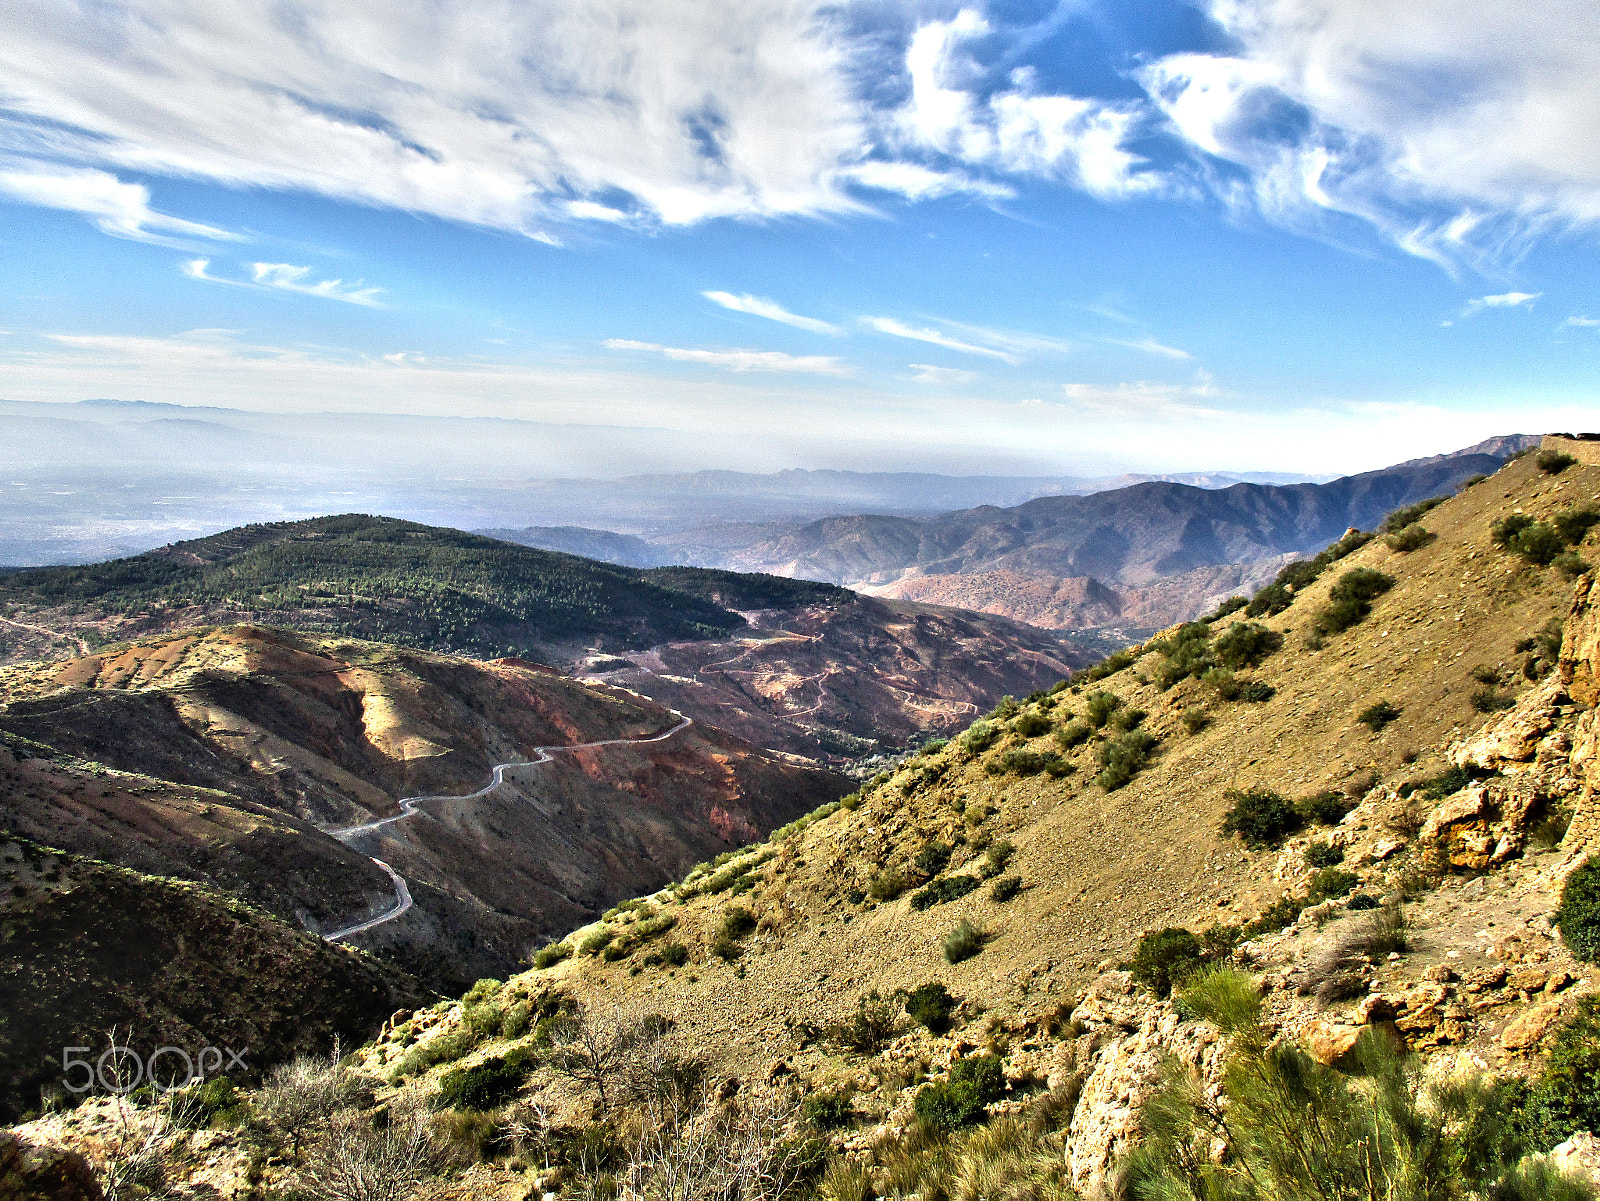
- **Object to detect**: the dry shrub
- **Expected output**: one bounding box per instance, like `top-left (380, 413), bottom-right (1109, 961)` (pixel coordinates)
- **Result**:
top-left (305, 1099), bottom-right (441, 1201)
top-left (624, 1089), bottom-right (815, 1201)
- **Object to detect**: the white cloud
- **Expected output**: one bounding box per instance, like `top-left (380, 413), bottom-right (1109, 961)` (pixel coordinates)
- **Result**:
top-left (0, 160), bottom-right (237, 245)
top-left (183, 259), bottom-right (384, 306)
top-left (1560, 316), bottom-right (1600, 331)
top-left (603, 338), bottom-right (850, 375)
top-left (908, 363), bottom-right (978, 385)
top-left (1143, 0), bottom-right (1600, 264)
top-left (1454, 291), bottom-right (1541, 320)
top-left (1059, 380), bottom-right (1226, 421)
top-left (836, 160), bottom-right (1013, 202)
top-left (1105, 336), bottom-right (1192, 361)
top-left (861, 316), bottom-right (1016, 362)
top-left (0, 0), bottom-right (871, 233)
top-left (701, 292), bottom-right (838, 335)
top-left (893, 11), bottom-right (1159, 200)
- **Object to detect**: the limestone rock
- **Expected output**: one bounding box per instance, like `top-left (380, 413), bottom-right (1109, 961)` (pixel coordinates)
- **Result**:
top-left (1562, 573), bottom-right (1599, 708)
top-left (0, 1133), bottom-right (103, 1201)
top-left (1500, 1001), bottom-right (1563, 1050)
top-left (1071, 971), bottom-right (1143, 1031)
top-left (1552, 1131), bottom-right (1600, 1190)
top-left (1302, 1019), bottom-right (1362, 1068)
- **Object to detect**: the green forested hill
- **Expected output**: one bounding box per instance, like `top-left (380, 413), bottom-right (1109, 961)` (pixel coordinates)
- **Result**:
top-left (0, 515), bottom-right (815, 657)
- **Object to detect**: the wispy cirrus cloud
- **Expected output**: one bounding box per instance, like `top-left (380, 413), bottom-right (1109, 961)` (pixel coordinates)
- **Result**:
top-left (1559, 315), bottom-right (1600, 331)
top-left (1106, 336), bottom-right (1192, 361)
top-left (702, 292), bottom-right (838, 335)
top-left (1441, 290), bottom-right (1541, 324)
top-left (908, 363), bottom-right (978, 385)
top-left (603, 338), bottom-right (850, 375)
top-left (182, 259), bottom-right (385, 307)
top-left (0, 160), bottom-right (237, 246)
top-left (860, 317), bottom-right (1016, 362)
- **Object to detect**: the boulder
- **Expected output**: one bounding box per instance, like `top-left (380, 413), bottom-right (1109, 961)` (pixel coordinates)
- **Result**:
top-left (1552, 1131), bottom-right (1600, 1190)
top-left (1561, 573), bottom-right (1599, 708)
top-left (1500, 1001), bottom-right (1563, 1050)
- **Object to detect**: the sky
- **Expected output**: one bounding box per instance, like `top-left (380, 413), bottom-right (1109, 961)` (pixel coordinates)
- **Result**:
top-left (0, 0), bottom-right (1597, 477)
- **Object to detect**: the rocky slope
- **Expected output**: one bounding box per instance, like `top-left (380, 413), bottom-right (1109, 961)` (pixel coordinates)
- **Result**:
top-left (0, 626), bottom-right (846, 994)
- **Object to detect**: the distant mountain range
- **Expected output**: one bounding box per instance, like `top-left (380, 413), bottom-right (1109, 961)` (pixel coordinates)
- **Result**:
top-left (484, 436), bottom-right (1538, 630)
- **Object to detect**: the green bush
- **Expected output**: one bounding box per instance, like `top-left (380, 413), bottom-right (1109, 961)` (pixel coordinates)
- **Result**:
top-left (1084, 690), bottom-right (1122, 729)
top-left (913, 1054), bottom-right (1005, 1131)
top-left (1110, 707), bottom-right (1147, 731)
top-left (1513, 997), bottom-right (1600, 1148)
top-left (1307, 867), bottom-right (1358, 903)
top-left (1013, 710), bottom-right (1052, 738)
top-left (1459, 473), bottom-right (1489, 490)
top-left (1221, 787), bottom-right (1304, 848)
top-left (1212, 621), bottom-right (1284, 670)
top-left (915, 841), bottom-right (953, 877)
top-left (1555, 551), bottom-right (1591, 578)
top-left (961, 720), bottom-right (1001, 754)
top-left (532, 941), bottom-right (571, 969)
top-left (988, 695), bottom-right (1020, 720)
top-left (1471, 687), bottom-right (1515, 713)
top-left (1076, 649), bottom-right (1136, 684)
top-left (905, 982), bottom-right (958, 1033)
top-left (719, 907), bottom-right (757, 939)
top-left (1182, 707), bottom-right (1208, 735)
top-left (1313, 567), bottom-right (1394, 636)
top-left (1130, 927), bottom-right (1204, 998)
top-left (909, 875), bottom-right (981, 911)
top-left (1555, 855), bottom-right (1600, 962)
top-left (943, 919), bottom-right (986, 964)
top-left (801, 1090), bottom-right (855, 1130)
top-left (580, 928), bottom-right (614, 956)
top-left (1304, 841), bottom-right (1344, 868)
top-left (1098, 730), bottom-right (1157, 791)
top-left (1381, 497), bottom-right (1446, 532)
top-left (1152, 622), bottom-right (1215, 688)
top-left (978, 839), bottom-right (1014, 879)
top-left (1299, 789), bottom-right (1355, 826)
top-left (1246, 529), bottom-right (1374, 618)
top-left (990, 876), bottom-right (1021, 902)
top-left (868, 868), bottom-right (907, 902)
top-left (1539, 450), bottom-right (1578, 474)
top-left (436, 1053), bottom-right (530, 1111)
top-left (828, 991), bottom-right (900, 1053)
top-left (659, 941), bottom-right (690, 967)
top-left (1235, 680), bottom-right (1276, 703)
top-left (1358, 700), bottom-right (1401, 732)
top-left (1384, 524), bottom-right (1434, 552)
top-left (1554, 507), bottom-right (1600, 545)
top-left (1204, 596), bottom-right (1249, 621)
top-left (998, 747), bottom-right (1060, 775)
top-left (922, 737), bottom-right (949, 754)
top-left (1054, 720), bottom-right (1091, 749)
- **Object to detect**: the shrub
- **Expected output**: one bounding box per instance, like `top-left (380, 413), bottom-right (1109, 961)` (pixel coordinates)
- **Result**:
top-left (1098, 730), bottom-right (1157, 791)
top-left (1130, 927), bottom-right (1204, 998)
top-left (580, 928), bottom-right (614, 956)
top-left (1313, 567), bottom-right (1394, 636)
top-left (1076, 650), bottom-right (1136, 684)
top-left (1518, 617), bottom-right (1566, 677)
top-left (1380, 497), bottom-right (1446, 533)
top-left (1514, 997), bottom-right (1600, 1148)
top-left (978, 838), bottom-right (1014, 879)
top-left (1539, 450), bottom-right (1578, 474)
top-left (910, 874), bottom-right (981, 911)
top-left (1054, 720), bottom-right (1091, 749)
top-left (913, 1055), bottom-right (1005, 1131)
top-left (1204, 596), bottom-right (1249, 621)
top-left (659, 941), bottom-right (690, 967)
top-left (1084, 690), bottom-right (1122, 729)
top-left (1384, 524), bottom-right (1434, 552)
top-left (1515, 522), bottom-right (1568, 565)
top-left (1151, 622), bottom-right (1215, 688)
top-left (802, 1090), bottom-right (855, 1130)
top-left (1471, 687), bottom-right (1515, 713)
top-left (1555, 507), bottom-right (1600, 545)
top-left (1013, 710), bottom-right (1051, 738)
top-left (719, 907), bottom-right (756, 939)
top-left (389, 1028), bottom-right (473, 1082)
top-left (990, 876), bottom-right (1021, 902)
top-left (867, 869), bottom-right (907, 902)
top-left (1212, 622), bottom-right (1284, 670)
top-left (961, 720), bottom-right (1001, 754)
top-left (999, 747), bottom-right (1060, 775)
top-left (914, 841), bottom-right (953, 877)
top-left (1221, 787), bottom-right (1303, 848)
top-left (1459, 473), bottom-right (1489, 490)
top-left (1245, 583), bottom-right (1294, 618)
top-left (1246, 530), bottom-right (1374, 618)
top-left (1554, 855), bottom-right (1600, 962)
top-left (1556, 551), bottom-right (1592, 578)
top-left (1182, 707), bottom-right (1208, 735)
top-left (922, 737), bottom-right (949, 754)
top-left (829, 991), bottom-right (900, 1053)
top-left (1358, 700), bottom-right (1401, 732)
top-left (1235, 680), bottom-right (1275, 703)
top-left (1491, 512), bottom-right (1535, 547)
top-left (1298, 789), bottom-right (1355, 826)
top-left (435, 1054), bottom-right (530, 1111)
top-left (532, 941), bottom-right (571, 970)
top-left (943, 919), bottom-right (986, 964)
top-left (1306, 867), bottom-right (1357, 903)
top-left (905, 982), bottom-right (958, 1033)
top-left (1347, 892), bottom-right (1381, 911)
top-left (1304, 841), bottom-right (1344, 868)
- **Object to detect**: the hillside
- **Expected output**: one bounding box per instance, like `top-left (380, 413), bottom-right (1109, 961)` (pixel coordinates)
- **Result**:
top-left (0, 626), bottom-right (846, 994)
top-left (0, 514), bottom-right (757, 661)
top-left (0, 516), bottom-right (1099, 761)
top-left (13, 437), bottom-right (1600, 1199)
top-left (677, 442), bottom-right (1521, 630)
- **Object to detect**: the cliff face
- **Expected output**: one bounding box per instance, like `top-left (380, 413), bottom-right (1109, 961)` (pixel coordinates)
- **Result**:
top-left (0, 626), bottom-right (847, 992)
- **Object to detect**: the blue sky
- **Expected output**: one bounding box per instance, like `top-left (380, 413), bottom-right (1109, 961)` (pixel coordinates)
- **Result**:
top-left (0, 0), bottom-right (1596, 476)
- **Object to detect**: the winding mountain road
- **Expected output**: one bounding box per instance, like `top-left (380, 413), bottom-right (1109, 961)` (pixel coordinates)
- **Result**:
top-left (319, 713), bottom-right (692, 942)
